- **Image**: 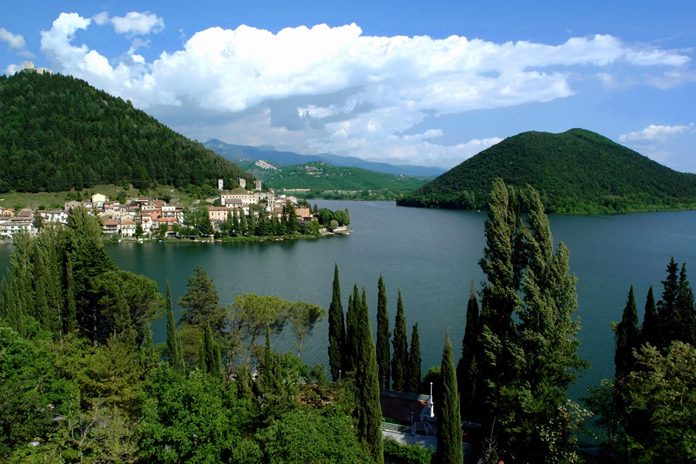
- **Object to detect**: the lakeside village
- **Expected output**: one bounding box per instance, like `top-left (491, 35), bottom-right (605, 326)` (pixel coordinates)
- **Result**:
top-left (0, 178), bottom-right (351, 241)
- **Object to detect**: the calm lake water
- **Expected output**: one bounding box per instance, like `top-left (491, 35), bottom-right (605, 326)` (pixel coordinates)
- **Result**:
top-left (1, 201), bottom-right (695, 399)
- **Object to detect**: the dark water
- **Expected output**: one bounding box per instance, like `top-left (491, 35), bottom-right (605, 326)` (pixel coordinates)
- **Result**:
top-left (1, 201), bottom-right (695, 399)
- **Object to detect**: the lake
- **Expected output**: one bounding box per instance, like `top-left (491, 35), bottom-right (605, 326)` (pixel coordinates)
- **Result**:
top-left (1, 200), bottom-right (695, 399)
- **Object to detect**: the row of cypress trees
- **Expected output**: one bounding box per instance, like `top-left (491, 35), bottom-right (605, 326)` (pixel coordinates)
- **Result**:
top-left (328, 267), bottom-right (421, 392)
top-left (327, 265), bottom-right (464, 463)
top-left (328, 179), bottom-right (586, 463)
top-left (326, 273), bottom-right (384, 463)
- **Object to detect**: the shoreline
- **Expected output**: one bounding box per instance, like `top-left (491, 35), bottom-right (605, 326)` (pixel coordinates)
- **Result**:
top-left (101, 229), bottom-right (351, 245)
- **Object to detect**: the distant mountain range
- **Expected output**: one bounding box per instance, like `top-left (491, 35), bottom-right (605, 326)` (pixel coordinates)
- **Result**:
top-left (398, 128), bottom-right (696, 214)
top-left (203, 139), bottom-right (445, 177)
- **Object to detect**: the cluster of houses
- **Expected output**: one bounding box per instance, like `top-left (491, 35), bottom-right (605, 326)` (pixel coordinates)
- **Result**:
top-left (0, 178), bottom-right (312, 239)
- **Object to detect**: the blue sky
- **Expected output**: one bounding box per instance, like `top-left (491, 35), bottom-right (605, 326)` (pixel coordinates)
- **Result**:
top-left (1, 0), bottom-right (695, 171)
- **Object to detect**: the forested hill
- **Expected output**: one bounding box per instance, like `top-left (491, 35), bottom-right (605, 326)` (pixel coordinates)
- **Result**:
top-left (0, 71), bottom-right (251, 192)
top-left (397, 128), bottom-right (696, 213)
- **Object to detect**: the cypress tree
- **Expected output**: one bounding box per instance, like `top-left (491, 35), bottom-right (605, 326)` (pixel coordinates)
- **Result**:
top-left (641, 286), bottom-right (658, 347)
top-left (391, 291), bottom-right (408, 391)
top-left (328, 264), bottom-right (345, 381)
top-left (235, 363), bottom-right (254, 401)
top-left (477, 181), bottom-right (584, 461)
top-left (248, 211), bottom-right (257, 235)
top-left (37, 229), bottom-right (65, 335)
top-left (232, 210), bottom-right (240, 233)
top-left (31, 242), bottom-right (53, 331)
top-left (200, 323), bottom-right (217, 376)
top-left (477, 179), bottom-right (520, 423)
top-left (213, 342), bottom-right (222, 379)
top-left (344, 285), bottom-right (360, 375)
top-left (376, 275), bottom-right (390, 390)
top-left (354, 287), bottom-right (384, 464)
top-left (436, 335), bottom-right (463, 464)
top-left (63, 255), bottom-right (77, 333)
top-left (614, 286), bottom-right (640, 379)
top-left (142, 322), bottom-right (155, 360)
top-left (5, 234), bottom-right (33, 334)
top-left (406, 323), bottom-right (421, 392)
top-left (1, 277), bottom-right (24, 335)
top-left (457, 286), bottom-right (480, 419)
top-left (239, 210), bottom-right (248, 234)
top-left (165, 282), bottom-right (185, 373)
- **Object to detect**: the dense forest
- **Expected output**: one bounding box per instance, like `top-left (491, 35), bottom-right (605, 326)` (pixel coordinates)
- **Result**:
top-left (0, 71), bottom-right (252, 193)
top-left (398, 129), bottom-right (696, 213)
top-left (1, 181), bottom-right (694, 463)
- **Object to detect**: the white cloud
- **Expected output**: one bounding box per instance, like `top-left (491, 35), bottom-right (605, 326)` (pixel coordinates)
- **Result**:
top-left (92, 12), bottom-right (109, 26)
top-left (111, 11), bottom-right (164, 36)
top-left (38, 15), bottom-right (693, 167)
top-left (5, 63), bottom-right (22, 75)
top-left (619, 123), bottom-right (694, 142)
top-left (0, 27), bottom-right (26, 50)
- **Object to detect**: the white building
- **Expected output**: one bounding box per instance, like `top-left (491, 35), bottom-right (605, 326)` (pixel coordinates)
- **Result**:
top-left (0, 217), bottom-right (34, 238)
top-left (91, 193), bottom-right (107, 208)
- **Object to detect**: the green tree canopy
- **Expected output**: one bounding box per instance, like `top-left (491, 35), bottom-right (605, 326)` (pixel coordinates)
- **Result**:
top-left (179, 266), bottom-right (224, 334)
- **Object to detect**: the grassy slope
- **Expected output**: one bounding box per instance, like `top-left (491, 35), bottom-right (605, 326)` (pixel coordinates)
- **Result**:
top-left (399, 128), bottom-right (696, 213)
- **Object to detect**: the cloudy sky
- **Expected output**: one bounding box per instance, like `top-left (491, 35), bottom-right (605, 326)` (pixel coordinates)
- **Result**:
top-left (1, 0), bottom-right (695, 171)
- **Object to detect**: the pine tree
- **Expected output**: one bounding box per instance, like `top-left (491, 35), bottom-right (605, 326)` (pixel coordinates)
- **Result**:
top-left (615, 286), bottom-right (640, 379)
top-left (406, 323), bottom-right (421, 392)
top-left (328, 264), bottom-right (345, 381)
top-left (165, 282), bottom-right (185, 373)
top-left (457, 286), bottom-right (480, 419)
top-left (376, 275), bottom-right (390, 390)
top-left (353, 287), bottom-right (384, 464)
top-left (675, 264), bottom-right (696, 345)
top-left (641, 286), bottom-right (658, 347)
top-left (391, 291), bottom-right (408, 391)
top-left (436, 335), bottom-right (463, 464)
top-left (657, 257), bottom-right (679, 346)
top-left (612, 286), bottom-right (641, 448)
top-left (179, 266), bottom-right (224, 334)
top-left (65, 206), bottom-right (117, 344)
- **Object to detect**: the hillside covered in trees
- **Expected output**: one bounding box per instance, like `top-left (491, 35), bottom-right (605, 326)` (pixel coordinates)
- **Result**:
top-left (0, 71), bottom-right (252, 193)
top-left (247, 161), bottom-right (428, 200)
top-left (398, 129), bottom-right (696, 213)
